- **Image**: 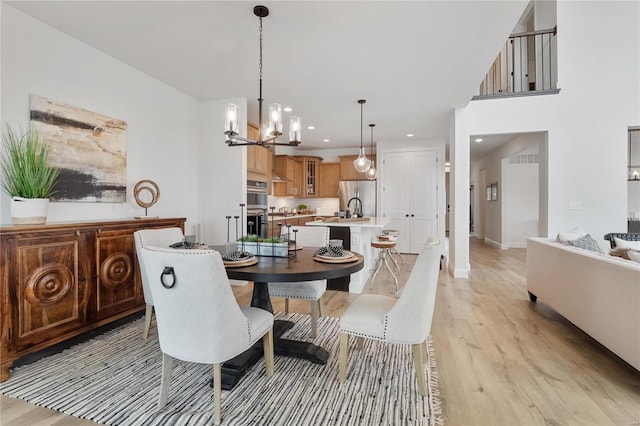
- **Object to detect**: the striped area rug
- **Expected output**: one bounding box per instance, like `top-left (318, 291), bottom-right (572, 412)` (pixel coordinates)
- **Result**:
top-left (1, 313), bottom-right (442, 425)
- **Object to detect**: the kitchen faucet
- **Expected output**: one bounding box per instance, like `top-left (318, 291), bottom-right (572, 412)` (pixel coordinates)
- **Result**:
top-left (347, 197), bottom-right (363, 217)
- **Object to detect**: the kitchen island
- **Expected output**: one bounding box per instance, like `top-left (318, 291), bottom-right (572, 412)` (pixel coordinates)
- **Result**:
top-left (308, 217), bottom-right (388, 293)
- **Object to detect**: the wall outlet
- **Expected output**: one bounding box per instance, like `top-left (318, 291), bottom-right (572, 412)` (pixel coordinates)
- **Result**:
top-left (568, 201), bottom-right (582, 210)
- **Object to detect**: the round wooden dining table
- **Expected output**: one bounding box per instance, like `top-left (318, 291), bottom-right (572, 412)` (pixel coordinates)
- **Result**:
top-left (215, 246), bottom-right (364, 390)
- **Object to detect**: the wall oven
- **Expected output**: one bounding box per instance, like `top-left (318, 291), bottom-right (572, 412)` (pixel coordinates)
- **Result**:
top-left (247, 180), bottom-right (268, 238)
top-left (247, 180), bottom-right (268, 210)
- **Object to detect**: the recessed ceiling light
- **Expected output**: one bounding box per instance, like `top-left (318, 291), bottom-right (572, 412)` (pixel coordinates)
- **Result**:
top-left (474, 138), bottom-right (483, 143)
top-left (283, 107), bottom-right (292, 112)
top-left (406, 133), bottom-right (414, 138)
top-left (323, 139), bottom-right (330, 143)
top-left (307, 126), bottom-right (315, 130)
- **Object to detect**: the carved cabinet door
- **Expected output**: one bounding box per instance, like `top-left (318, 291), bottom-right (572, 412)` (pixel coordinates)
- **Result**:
top-left (95, 230), bottom-right (141, 320)
top-left (14, 233), bottom-right (86, 351)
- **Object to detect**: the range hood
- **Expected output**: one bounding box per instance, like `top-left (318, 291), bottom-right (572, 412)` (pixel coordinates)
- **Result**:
top-left (269, 146), bottom-right (285, 182)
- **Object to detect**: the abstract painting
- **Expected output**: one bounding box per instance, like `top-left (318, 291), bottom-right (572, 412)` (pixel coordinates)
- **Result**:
top-left (29, 94), bottom-right (127, 202)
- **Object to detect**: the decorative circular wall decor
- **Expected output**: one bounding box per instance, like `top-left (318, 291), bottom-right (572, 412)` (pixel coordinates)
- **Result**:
top-left (133, 179), bottom-right (160, 218)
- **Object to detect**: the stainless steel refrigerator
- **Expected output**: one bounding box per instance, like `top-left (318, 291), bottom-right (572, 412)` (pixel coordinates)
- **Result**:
top-left (339, 180), bottom-right (377, 217)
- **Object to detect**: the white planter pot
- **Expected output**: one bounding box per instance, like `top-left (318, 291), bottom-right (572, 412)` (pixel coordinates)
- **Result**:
top-left (11, 197), bottom-right (49, 225)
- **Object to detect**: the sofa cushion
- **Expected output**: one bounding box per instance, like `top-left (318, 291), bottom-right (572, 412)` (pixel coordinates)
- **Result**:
top-left (567, 234), bottom-right (605, 254)
top-left (556, 226), bottom-right (587, 244)
top-left (614, 237), bottom-right (640, 250)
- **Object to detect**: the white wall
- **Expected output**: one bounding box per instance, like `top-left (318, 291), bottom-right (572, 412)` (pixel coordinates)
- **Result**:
top-left (198, 98), bottom-right (247, 245)
top-left (460, 1), bottom-right (639, 249)
top-left (1, 5), bottom-right (201, 228)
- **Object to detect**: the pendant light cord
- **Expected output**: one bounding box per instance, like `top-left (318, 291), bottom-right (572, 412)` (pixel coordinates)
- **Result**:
top-left (258, 16), bottom-right (264, 141)
top-left (360, 101), bottom-right (364, 152)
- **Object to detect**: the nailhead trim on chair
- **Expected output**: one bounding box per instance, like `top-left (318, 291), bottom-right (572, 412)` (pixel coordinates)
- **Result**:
top-left (341, 317), bottom-right (390, 342)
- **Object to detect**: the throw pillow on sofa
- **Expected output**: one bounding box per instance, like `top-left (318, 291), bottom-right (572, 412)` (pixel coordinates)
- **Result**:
top-left (627, 250), bottom-right (640, 263)
top-left (556, 226), bottom-right (587, 244)
top-left (613, 237), bottom-right (640, 250)
top-left (567, 234), bottom-right (605, 254)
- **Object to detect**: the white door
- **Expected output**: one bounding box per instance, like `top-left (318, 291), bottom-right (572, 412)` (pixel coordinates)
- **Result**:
top-left (409, 151), bottom-right (438, 252)
top-left (382, 149), bottom-right (439, 254)
top-left (383, 152), bottom-right (410, 252)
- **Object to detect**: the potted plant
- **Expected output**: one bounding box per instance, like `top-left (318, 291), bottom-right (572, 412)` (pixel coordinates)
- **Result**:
top-left (1, 124), bottom-right (60, 224)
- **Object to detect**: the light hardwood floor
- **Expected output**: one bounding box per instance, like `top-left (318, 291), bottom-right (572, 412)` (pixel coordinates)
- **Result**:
top-left (2, 238), bottom-right (639, 425)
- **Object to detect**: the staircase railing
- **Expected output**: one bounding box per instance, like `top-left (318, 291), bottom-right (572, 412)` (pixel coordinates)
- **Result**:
top-left (476, 26), bottom-right (558, 98)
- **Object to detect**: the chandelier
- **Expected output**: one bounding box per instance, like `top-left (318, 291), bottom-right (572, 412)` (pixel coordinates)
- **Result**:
top-left (353, 99), bottom-right (371, 172)
top-left (224, 5), bottom-right (301, 147)
top-left (365, 124), bottom-right (377, 180)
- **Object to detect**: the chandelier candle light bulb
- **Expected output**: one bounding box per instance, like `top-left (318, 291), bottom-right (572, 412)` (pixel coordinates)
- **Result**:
top-left (289, 116), bottom-right (301, 142)
top-left (225, 103), bottom-right (238, 134)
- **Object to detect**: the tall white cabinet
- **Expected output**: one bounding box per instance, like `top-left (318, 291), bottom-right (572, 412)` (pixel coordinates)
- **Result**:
top-left (380, 148), bottom-right (440, 254)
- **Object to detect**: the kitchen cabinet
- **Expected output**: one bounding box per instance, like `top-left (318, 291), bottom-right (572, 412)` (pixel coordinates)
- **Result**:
top-left (247, 122), bottom-right (270, 182)
top-left (267, 216), bottom-right (302, 238)
top-left (381, 150), bottom-right (438, 253)
top-left (293, 156), bottom-right (323, 198)
top-left (273, 156), bottom-right (302, 197)
top-left (339, 155), bottom-right (376, 181)
top-left (318, 162), bottom-right (340, 198)
top-left (0, 217), bottom-right (186, 382)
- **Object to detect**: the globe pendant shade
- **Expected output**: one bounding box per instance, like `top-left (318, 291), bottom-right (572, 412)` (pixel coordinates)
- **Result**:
top-left (365, 161), bottom-right (377, 180)
top-left (353, 148), bottom-right (371, 173)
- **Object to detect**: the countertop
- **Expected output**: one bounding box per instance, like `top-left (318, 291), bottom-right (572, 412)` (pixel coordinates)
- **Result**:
top-left (267, 213), bottom-right (320, 222)
top-left (307, 217), bottom-right (388, 228)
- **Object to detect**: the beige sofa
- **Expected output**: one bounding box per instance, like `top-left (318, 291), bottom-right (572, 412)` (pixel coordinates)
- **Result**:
top-left (527, 237), bottom-right (640, 371)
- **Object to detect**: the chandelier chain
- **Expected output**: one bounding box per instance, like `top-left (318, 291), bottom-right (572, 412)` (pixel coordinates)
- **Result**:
top-left (259, 17), bottom-right (263, 81)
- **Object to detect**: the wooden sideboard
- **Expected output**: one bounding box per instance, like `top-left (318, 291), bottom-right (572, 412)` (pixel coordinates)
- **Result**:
top-left (0, 217), bottom-right (186, 381)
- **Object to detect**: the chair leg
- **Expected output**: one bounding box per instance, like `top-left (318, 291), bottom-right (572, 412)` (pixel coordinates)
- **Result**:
top-left (310, 300), bottom-right (318, 339)
top-left (389, 249), bottom-right (401, 273)
top-left (158, 353), bottom-right (173, 408)
top-left (393, 247), bottom-right (404, 264)
top-left (412, 342), bottom-right (428, 396)
top-left (317, 296), bottom-right (325, 317)
top-left (370, 252), bottom-right (384, 283)
top-left (143, 304), bottom-right (153, 339)
top-left (339, 332), bottom-right (349, 383)
top-left (356, 336), bottom-right (364, 350)
top-left (284, 298), bottom-right (289, 314)
top-left (213, 363), bottom-right (222, 425)
top-left (382, 250), bottom-right (399, 290)
top-left (262, 329), bottom-right (274, 377)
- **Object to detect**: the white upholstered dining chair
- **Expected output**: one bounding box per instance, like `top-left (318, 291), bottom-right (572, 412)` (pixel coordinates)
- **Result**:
top-left (338, 238), bottom-right (441, 396)
top-left (134, 227), bottom-right (185, 339)
top-left (135, 228), bottom-right (248, 339)
top-left (269, 225), bottom-right (330, 339)
top-left (139, 245), bottom-right (274, 426)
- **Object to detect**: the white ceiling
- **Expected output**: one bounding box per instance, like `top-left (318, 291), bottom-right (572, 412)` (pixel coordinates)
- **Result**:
top-left (6, 1), bottom-right (528, 150)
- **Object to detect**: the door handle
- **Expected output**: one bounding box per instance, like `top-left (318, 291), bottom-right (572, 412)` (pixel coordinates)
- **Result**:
top-left (411, 214), bottom-right (415, 217)
top-left (405, 214), bottom-right (409, 217)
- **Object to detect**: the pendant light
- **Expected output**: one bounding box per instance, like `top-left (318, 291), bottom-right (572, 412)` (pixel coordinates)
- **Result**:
top-left (224, 5), bottom-right (301, 147)
top-left (353, 99), bottom-right (372, 173)
top-left (365, 124), bottom-right (377, 180)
